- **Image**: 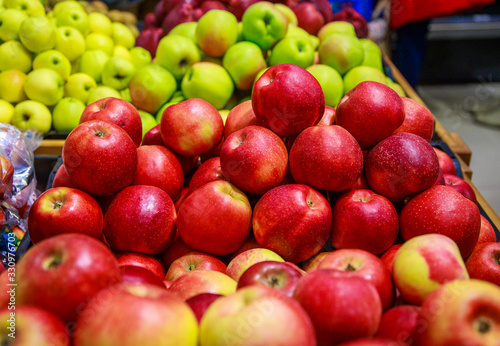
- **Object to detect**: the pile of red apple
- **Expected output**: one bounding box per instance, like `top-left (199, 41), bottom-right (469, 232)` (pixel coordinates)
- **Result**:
top-left (7, 64), bottom-right (500, 345)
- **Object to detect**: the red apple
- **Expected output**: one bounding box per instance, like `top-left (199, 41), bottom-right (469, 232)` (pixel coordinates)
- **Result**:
top-left (434, 166), bottom-right (445, 186)
top-left (228, 0), bottom-right (260, 20)
top-left (379, 244), bottom-right (402, 274)
top-left (16, 233), bottom-right (121, 322)
top-left (159, 232), bottom-right (195, 269)
top-left (52, 164), bottom-right (77, 188)
top-left (188, 157), bottom-right (225, 194)
top-left (200, 136), bottom-right (224, 162)
top-left (176, 153), bottom-right (200, 176)
top-left (223, 99), bottom-right (264, 138)
top-left (201, 0), bottom-right (227, 12)
top-left (62, 120), bottom-right (138, 196)
top-left (293, 2), bottom-right (325, 35)
top-left (392, 97), bottom-right (434, 142)
top-left (252, 63), bottom-right (325, 137)
top-left (220, 125), bottom-right (288, 195)
top-left (135, 27), bottom-right (164, 57)
top-left (337, 337), bottom-right (402, 346)
top-left (433, 147), bottom-right (457, 175)
top-left (375, 305), bottom-right (422, 344)
top-left (224, 235), bottom-right (261, 263)
top-left (303, 251), bottom-right (330, 272)
top-left (162, 3), bottom-right (203, 35)
top-left (80, 97), bottom-right (142, 147)
top-left (316, 106), bottom-right (336, 126)
top-left (400, 185), bottom-right (481, 258)
top-left (0, 155), bottom-right (13, 200)
top-left (443, 173), bottom-right (477, 204)
top-left (225, 248), bottom-right (284, 281)
top-left (28, 187), bottom-right (103, 244)
top-left (289, 125), bottom-right (363, 191)
top-left (465, 242), bottom-right (500, 286)
top-left (252, 184), bottom-right (332, 263)
top-left (120, 265), bottom-right (166, 288)
top-left (330, 6), bottom-right (368, 38)
top-left (141, 124), bottom-right (163, 146)
top-left (165, 252), bottom-right (227, 282)
top-left (116, 252), bottom-right (166, 280)
top-left (168, 270), bottom-right (237, 301)
top-left (365, 132), bottom-right (440, 202)
top-left (476, 215), bottom-right (498, 246)
top-left (174, 187), bottom-right (190, 210)
top-left (331, 189), bottom-right (399, 255)
top-left (185, 292), bottom-right (223, 323)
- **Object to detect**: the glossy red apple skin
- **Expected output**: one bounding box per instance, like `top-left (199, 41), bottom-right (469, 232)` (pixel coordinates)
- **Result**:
top-left (177, 180), bottom-right (252, 256)
top-left (400, 185), bottom-right (481, 258)
top-left (237, 260), bottom-right (303, 297)
top-left (336, 81), bottom-right (405, 150)
top-left (252, 184), bottom-right (332, 263)
top-left (52, 164), bottom-right (77, 188)
top-left (16, 234), bottom-right (122, 322)
top-left (379, 244), bottom-right (402, 274)
top-left (28, 187), bottom-right (103, 244)
top-left (80, 97), bottom-right (142, 147)
top-left (168, 270), bottom-right (236, 301)
top-left (159, 233), bottom-right (195, 269)
top-left (120, 265), bottom-right (166, 288)
top-left (116, 252), bottom-right (166, 280)
top-left (443, 174), bottom-right (477, 204)
top-left (365, 132), bottom-right (440, 202)
top-left (317, 249), bottom-right (395, 311)
top-left (132, 145), bottom-right (184, 201)
top-left (165, 252), bottom-right (227, 282)
top-left (62, 120), bottom-right (138, 196)
top-left (433, 147), bottom-right (457, 175)
top-left (316, 106), bottom-right (336, 126)
top-left (220, 125), bottom-right (288, 195)
top-left (336, 337), bottom-right (403, 346)
top-left (188, 157), bottom-right (225, 194)
top-left (185, 292), bottom-right (223, 323)
top-left (289, 125), bottom-right (363, 191)
top-left (103, 185), bottom-right (177, 254)
top-left (252, 63), bottom-right (325, 137)
top-left (465, 242), bottom-right (500, 286)
top-left (294, 269), bottom-right (382, 345)
top-left (224, 99), bottom-right (264, 138)
top-left (331, 189), bottom-right (399, 255)
top-left (393, 97), bottom-right (434, 142)
top-left (141, 124), bottom-right (164, 146)
top-left (293, 2), bottom-right (325, 35)
top-left (476, 215), bottom-right (498, 247)
top-left (375, 305), bottom-right (422, 344)
top-left (174, 187), bottom-right (190, 210)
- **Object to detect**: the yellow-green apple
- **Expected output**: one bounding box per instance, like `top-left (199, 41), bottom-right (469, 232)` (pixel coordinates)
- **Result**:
top-left (223, 99), bottom-right (264, 138)
top-left (415, 279), bottom-right (500, 345)
top-left (113, 45), bottom-right (132, 61)
top-left (386, 78), bottom-right (406, 97)
top-left (28, 186), bottom-right (103, 244)
top-left (360, 38), bottom-right (383, 71)
top-left (275, 2), bottom-right (298, 25)
top-left (12, 100), bottom-right (52, 133)
top-left (19, 15), bottom-right (56, 53)
top-left (0, 8), bottom-right (27, 41)
top-left (220, 125), bottom-right (288, 195)
top-left (269, 35), bottom-right (314, 68)
top-left (188, 157), bottom-right (224, 194)
top-left (0, 69), bottom-right (27, 103)
top-left (88, 11), bottom-right (112, 35)
top-left (168, 21), bottom-right (198, 42)
top-left (138, 110), bottom-right (157, 137)
top-left (318, 34), bottom-right (364, 75)
top-left (64, 72), bottom-right (97, 103)
top-left (392, 97), bottom-right (434, 142)
top-left (200, 285), bottom-right (316, 345)
top-left (222, 41), bottom-right (267, 91)
top-left (317, 249), bottom-right (395, 311)
top-left (294, 269), bottom-right (382, 345)
top-left (317, 19), bottom-right (357, 42)
top-left (465, 242), bottom-right (500, 285)
top-left (185, 293), bottom-right (223, 324)
top-left (392, 233), bottom-right (469, 305)
top-left (168, 270), bottom-right (237, 301)
top-left (343, 66), bottom-right (387, 94)
top-left (375, 305), bottom-right (422, 344)
top-left (16, 233), bottom-right (121, 322)
top-left (62, 120), bottom-right (138, 196)
top-left (181, 62), bottom-right (234, 110)
top-left (120, 265), bottom-right (166, 288)
top-left (195, 10), bottom-right (238, 58)
top-left (111, 22), bottom-right (135, 49)
top-left (129, 64), bottom-right (177, 114)
top-left (80, 97), bottom-right (143, 147)
top-left (293, 2), bottom-right (325, 35)
top-left (165, 252), bottom-right (227, 282)
top-left (443, 174), bottom-right (477, 203)
top-left (0, 305), bottom-right (70, 346)
top-left (365, 133), bottom-right (440, 202)
top-left (433, 147), bottom-right (457, 175)
top-left (24, 68), bottom-right (64, 106)
top-left (177, 180), bottom-right (252, 255)
top-left (225, 248), bottom-right (284, 281)
top-left (0, 100), bottom-right (14, 124)
top-left (379, 244), bottom-right (402, 274)
top-left (129, 46), bottom-right (152, 69)
top-left (51, 0), bottom-right (85, 16)
top-left (132, 145), bottom-right (184, 201)
top-left (399, 185), bottom-right (481, 258)
top-left (33, 50), bottom-right (72, 81)
top-left (155, 34), bottom-right (201, 81)
top-left (252, 63), bottom-right (324, 137)
top-left (52, 97), bottom-right (86, 132)
top-left (86, 86), bottom-right (121, 105)
top-left (0, 40), bottom-right (32, 73)
top-left (78, 49), bottom-right (110, 84)
top-left (306, 64), bottom-right (344, 107)
top-left (73, 283), bottom-right (199, 345)
top-left (252, 184), bottom-right (331, 263)
top-left (242, 2), bottom-right (288, 51)
top-left (331, 189), bottom-right (398, 255)
top-left (160, 98), bottom-right (224, 156)
top-left (289, 125), bottom-right (363, 191)
top-left (85, 32), bottom-right (114, 56)
top-left (55, 8), bottom-right (89, 36)
top-left (103, 185), bottom-right (176, 254)
top-left (116, 252), bottom-right (166, 280)
top-left (4, 0), bottom-right (45, 16)
top-left (101, 56), bottom-right (136, 91)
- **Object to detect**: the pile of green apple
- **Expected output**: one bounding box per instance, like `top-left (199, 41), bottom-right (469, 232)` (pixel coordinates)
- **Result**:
top-left (0, 0), bottom-right (153, 135)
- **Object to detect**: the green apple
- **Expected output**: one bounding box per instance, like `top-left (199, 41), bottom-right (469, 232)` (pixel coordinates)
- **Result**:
top-left (318, 33), bottom-right (364, 75)
top-left (138, 110), bottom-right (157, 137)
top-left (101, 56), bottom-right (135, 91)
top-left (275, 3), bottom-right (298, 26)
top-left (0, 40), bottom-right (32, 73)
top-left (24, 68), bottom-right (64, 106)
top-left (386, 77), bottom-right (406, 97)
top-left (309, 34), bottom-right (320, 50)
top-left (12, 100), bottom-right (52, 133)
top-left (168, 21), bottom-right (197, 43)
top-left (155, 34), bottom-right (201, 81)
top-left (343, 65), bottom-right (387, 94)
top-left (19, 15), bottom-right (56, 53)
top-left (111, 22), bottom-right (135, 49)
top-left (51, 0), bottom-right (85, 16)
top-left (54, 26), bottom-right (86, 62)
top-left (0, 99), bottom-right (14, 124)
top-left (242, 1), bottom-right (288, 51)
top-left (155, 91), bottom-right (185, 123)
top-left (86, 85), bottom-right (121, 105)
top-left (33, 49), bottom-right (72, 80)
top-left (317, 21), bottom-right (357, 42)
top-left (120, 87), bottom-right (132, 103)
top-left (64, 72), bottom-right (97, 103)
top-left (360, 38), bottom-right (383, 72)
top-left (0, 69), bottom-right (27, 103)
top-left (3, 0), bottom-right (44, 16)
top-left (285, 24), bottom-right (310, 39)
top-left (52, 97), bottom-right (86, 132)
top-left (88, 11), bottom-right (112, 36)
top-left (269, 35), bottom-right (314, 68)
top-left (195, 10), bottom-right (238, 58)
top-left (78, 49), bottom-right (110, 83)
top-left (306, 64), bottom-right (344, 107)
top-left (129, 64), bottom-right (177, 114)
top-left (55, 8), bottom-right (90, 36)
top-left (113, 45), bottom-right (132, 61)
top-left (181, 62), bottom-right (234, 110)
top-left (0, 8), bottom-right (28, 41)
top-left (85, 32), bottom-right (114, 56)
top-left (129, 46), bottom-right (151, 69)
top-left (222, 41), bottom-right (267, 90)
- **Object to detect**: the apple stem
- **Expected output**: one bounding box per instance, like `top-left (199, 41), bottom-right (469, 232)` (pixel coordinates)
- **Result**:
top-left (345, 263), bottom-right (356, 272)
top-left (53, 201), bottom-right (63, 210)
top-left (475, 318), bottom-right (491, 334)
top-left (94, 131), bottom-right (105, 138)
top-left (268, 276), bottom-right (280, 288)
